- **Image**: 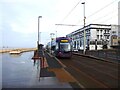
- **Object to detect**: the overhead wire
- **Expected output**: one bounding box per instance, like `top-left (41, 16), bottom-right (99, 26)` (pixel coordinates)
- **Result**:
top-left (87, 0), bottom-right (118, 19)
top-left (54, 0), bottom-right (82, 35)
top-left (77, 0), bottom-right (119, 24)
top-left (60, 0), bottom-right (82, 23)
top-left (98, 13), bottom-right (118, 24)
top-left (86, 8), bottom-right (118, 24)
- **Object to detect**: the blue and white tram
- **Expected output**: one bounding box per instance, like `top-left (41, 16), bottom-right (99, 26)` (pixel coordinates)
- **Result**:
top-left (51, 37), bottom-right (72, 58)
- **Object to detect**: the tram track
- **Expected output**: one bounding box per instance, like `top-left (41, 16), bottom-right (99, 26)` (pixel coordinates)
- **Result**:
top-left (72, 55), bottom-right (119, 79)
top-left (73, 59), bottom-right (118, 80)
top-left (68, 64), bottom-right (109, 88)
top-left (60, 60), bottom-right (109, 88)
top-left (59, 54), bottom-right (119, 88)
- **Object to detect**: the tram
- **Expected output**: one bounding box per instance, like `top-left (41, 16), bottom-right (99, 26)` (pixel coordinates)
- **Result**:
top-left (46, 37), bottom-right (72, 58)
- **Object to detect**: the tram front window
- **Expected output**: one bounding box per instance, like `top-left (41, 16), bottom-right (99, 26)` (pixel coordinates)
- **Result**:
top-left (60, 43), bottom-right (71, 51)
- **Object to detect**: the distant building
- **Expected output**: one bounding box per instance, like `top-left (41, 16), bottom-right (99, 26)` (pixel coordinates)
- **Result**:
top-left (66, 24), bottom-right (119, 50)
top-left (110, 25), bottom-right (119, 46)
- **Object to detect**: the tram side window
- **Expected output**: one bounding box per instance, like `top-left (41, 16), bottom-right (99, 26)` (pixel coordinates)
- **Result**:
top-left (56, 43), bottom-right (59, 50)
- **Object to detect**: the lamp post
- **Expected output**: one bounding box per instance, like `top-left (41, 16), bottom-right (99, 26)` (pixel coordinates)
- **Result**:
top-left (50, 33), bottom-right (55, 54)
top-left (38, 16), bottom-right (42, 49)
top-left (55, 30), bottom-right (57, 46)
top-left (81, 2), bottom-right (86, 54)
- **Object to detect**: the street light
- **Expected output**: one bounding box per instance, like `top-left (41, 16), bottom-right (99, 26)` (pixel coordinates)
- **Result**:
top-left (56, 31), bottom-right (57, 38)
top-left (38, 16), bottom-right (42, 49)
top-left (81, 2), bottom-right (86, 54)
top-left (50, 33), bottom-right (55, 54)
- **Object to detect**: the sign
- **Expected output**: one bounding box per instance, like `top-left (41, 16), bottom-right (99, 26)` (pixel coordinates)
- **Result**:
top-left (61, 40), bottom-right (68, 42)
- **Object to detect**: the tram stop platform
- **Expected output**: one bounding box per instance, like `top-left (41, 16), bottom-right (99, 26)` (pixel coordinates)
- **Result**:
top-left (31, 49), bottom-right (80, 89)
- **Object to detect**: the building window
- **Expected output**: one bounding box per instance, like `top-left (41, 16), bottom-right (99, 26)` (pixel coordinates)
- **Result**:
top-left (100, 29), bottom-right (102, 33)
top-left (97, 29), bottom-right (99, 32)
top-left (107, 36), bottom-right (109, 39)
top-left (80, 40), bottom-right (82, 47)
top-left (97, 29), bottom-right (99, 34)
top-left (105, 36), bottom-right (107, 39)
top-left (100, 35), bottom-right (102, 39)
top-left (90, 41), bottom-right (95, 45)
top-left (104, 29), bottom-right (106, 33)
top-left (74, 41), bottom-right (76, 48)
top-left (97, 35), bottom-right (99, 39)
top-left (112, 31), bottom-right (116, 34)
top-left (112, 36), bottom-right (117, 39)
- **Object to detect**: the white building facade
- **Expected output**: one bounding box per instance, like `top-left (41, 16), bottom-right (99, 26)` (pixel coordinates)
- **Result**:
top-left (66, 24), bottom-right (118, 50)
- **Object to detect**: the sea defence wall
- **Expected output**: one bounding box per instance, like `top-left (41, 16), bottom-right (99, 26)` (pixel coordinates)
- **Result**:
top-left (0, 48), bottom-right (37, 53)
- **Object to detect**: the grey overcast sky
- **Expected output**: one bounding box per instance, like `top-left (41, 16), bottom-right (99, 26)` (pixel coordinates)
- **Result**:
top-left (0, 0), bottom-right (119, 48)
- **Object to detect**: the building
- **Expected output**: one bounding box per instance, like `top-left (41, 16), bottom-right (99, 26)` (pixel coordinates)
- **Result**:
top-left (110, 25), bottom-right (119, 46)
top-left (66, 24), bottom-right (118, 50)
top-left (110, 1), bottom-right (120, 47)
